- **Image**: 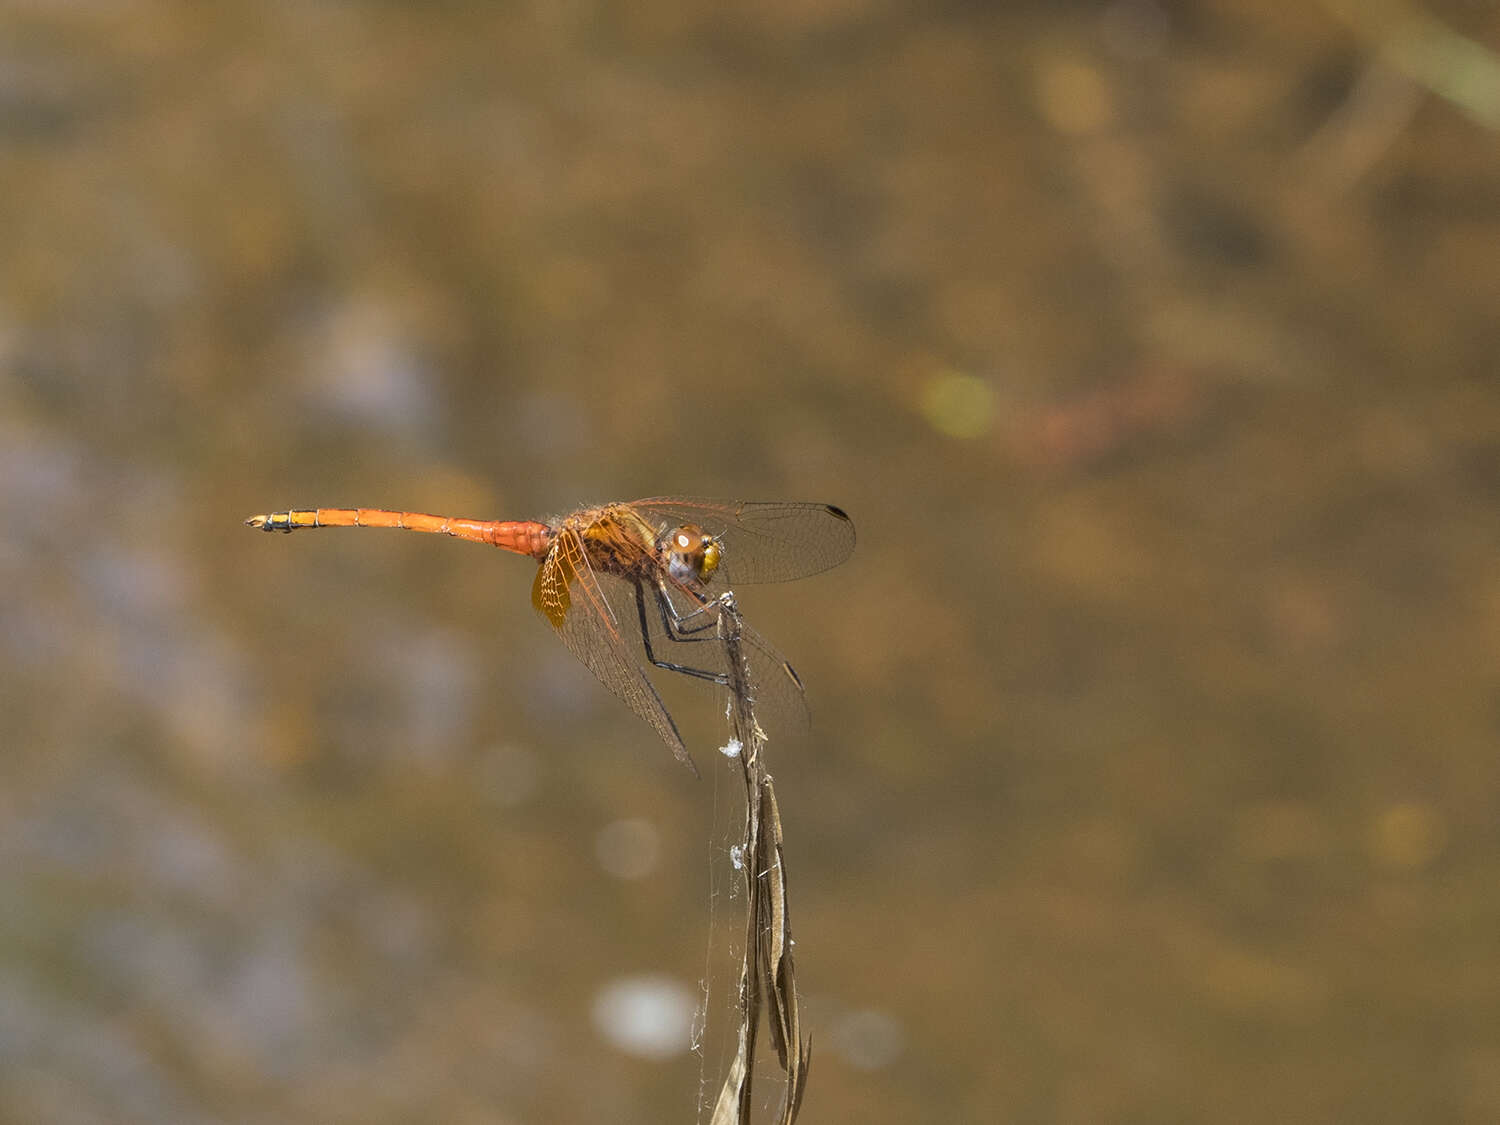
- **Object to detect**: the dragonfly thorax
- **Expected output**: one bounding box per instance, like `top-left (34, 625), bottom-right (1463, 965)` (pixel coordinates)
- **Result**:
top-left (662, 524), bottom-right (720, 587)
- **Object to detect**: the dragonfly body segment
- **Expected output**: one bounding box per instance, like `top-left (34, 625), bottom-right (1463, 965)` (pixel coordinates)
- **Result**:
top-left (248, 507), bottom-right (554, 558)
top-left (246, 497), bottom-right (855, 772)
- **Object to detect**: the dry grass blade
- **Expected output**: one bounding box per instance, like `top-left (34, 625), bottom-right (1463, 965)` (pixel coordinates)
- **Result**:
top-left (708, 594), bottom-right (811, 1125)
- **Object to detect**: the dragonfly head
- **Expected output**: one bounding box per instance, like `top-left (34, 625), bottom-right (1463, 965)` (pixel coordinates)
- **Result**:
top-left (664, 524), bottom-right (720, 587)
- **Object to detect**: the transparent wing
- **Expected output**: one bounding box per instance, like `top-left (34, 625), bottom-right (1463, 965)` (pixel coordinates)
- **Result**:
top-left (723, 618), bottom-right (814, 740)
top-left (635, 584), bottom-right (814, 743)
top-left (626, 498), bottom-right (855, 585)
top-left (532, 528), bottom-right (699, 775)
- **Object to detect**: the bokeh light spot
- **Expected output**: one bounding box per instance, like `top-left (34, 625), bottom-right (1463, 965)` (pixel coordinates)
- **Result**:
top-left (1035, 56), bottom-right (1115, 134)
top-left (1369, 802), bottom-right (1447, 872)
top-left (592, 975), bottom-right (696, 1060)
top-left (595, 817), bottom-right (661, 880)
top-left (919, 370), bottom-right (996, 439)
top-left (829, 1008), bottom-right (905, 1071)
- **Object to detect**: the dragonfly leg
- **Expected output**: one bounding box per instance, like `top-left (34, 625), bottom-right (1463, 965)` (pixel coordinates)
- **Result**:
top-left (652, 579), bottom-right (723, 638)
top-left (654, 583), bottom-right (809, 694)
top-left (632, 580), bottom-right (727, 684)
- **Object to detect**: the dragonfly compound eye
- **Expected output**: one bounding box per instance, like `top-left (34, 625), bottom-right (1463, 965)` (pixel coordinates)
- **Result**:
top-left (699, 537), bottom-right (721, 581)
top-left (665, 525), bottom-right (716, 586)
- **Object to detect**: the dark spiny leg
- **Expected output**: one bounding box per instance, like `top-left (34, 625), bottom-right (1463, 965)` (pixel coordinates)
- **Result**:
top-left (633, 579), bottom-right (726, 684)
top-left (653, 580), bottom-right (720, 641)
top-left (662, 584), bottom-right (807, 704)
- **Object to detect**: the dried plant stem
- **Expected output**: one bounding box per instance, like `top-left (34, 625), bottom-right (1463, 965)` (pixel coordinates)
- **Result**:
top-left (709, 594), bottom-right (810, 1125)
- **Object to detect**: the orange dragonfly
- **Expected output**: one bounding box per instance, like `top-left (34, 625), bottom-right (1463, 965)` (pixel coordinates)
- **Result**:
top-left (246, 497), bottom-right (855, 773)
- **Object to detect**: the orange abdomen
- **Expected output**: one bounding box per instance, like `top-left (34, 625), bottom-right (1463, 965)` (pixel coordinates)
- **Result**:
top-left (245, 508), bottom-right (553, 559)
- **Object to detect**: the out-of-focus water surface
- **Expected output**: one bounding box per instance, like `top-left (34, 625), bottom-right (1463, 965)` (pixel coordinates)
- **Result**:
top-left (4, 2), bottom-right (1500, 1121)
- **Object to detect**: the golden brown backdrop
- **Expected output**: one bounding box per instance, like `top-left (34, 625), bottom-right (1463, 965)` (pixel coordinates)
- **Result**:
top-left (3, 1), bottom-right (1500, 1121)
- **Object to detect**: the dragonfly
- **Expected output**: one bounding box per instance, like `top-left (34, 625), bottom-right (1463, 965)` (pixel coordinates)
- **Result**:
top-left (245, 497), bottom-right (855, 773)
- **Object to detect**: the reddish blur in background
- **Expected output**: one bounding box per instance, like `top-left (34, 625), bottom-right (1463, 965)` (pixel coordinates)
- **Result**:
top-left (4, 2), bottom-right (1500, 1122)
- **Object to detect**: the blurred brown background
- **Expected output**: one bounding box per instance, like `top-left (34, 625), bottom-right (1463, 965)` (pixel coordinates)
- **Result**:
top-left (4, 1), bottom-right (1500, 1122)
